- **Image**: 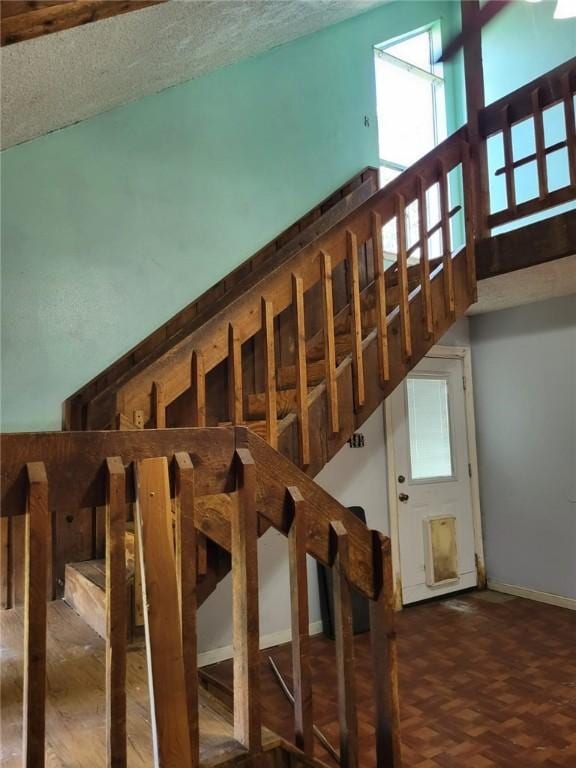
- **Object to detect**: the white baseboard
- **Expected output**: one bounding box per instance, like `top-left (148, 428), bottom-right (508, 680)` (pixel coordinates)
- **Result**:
top-left (488, 580), bottom-right (576, 611)
top-left (198, 620), bottom-right (324, 668)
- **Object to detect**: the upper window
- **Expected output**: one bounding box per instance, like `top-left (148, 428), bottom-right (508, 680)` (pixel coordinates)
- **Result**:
top-left (374, 27), bottom-right (447, 186)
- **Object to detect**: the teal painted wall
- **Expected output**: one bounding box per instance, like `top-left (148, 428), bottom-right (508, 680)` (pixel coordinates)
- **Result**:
top-left (1, 1), bottom-right (461, 432)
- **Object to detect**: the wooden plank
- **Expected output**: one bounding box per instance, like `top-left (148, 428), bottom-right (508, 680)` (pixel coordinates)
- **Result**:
top-left (532, 87), bottom-right (548, 200)
top-left (395, 194), bottom-right (412, 361)
top-left (232, 448), bottom-right (261, 752)
top-left (461, 141), bottom-right (478, 301)
top-left (346, 230), bottom-right (365, 410)
top-left (134, 457), bottom-right (194, 768)
top-left (330, 520), bottom-right (358, 768)
top-left (286, 487), bottom-right (313, 755)
top-left (1, 429), bottom-right (236, 518)
top-left (501, 104), bottom-right (516, 212)
top-left (438, 163), bottom-right (456, 317)
top-left (417, 177), bottom-right (434, 337)
top-left (174, 452), bottom-right (199, 767)
top-left (23, 461), bottom-right (49, 768)
top-left (461, 0), bottom-right (490, 238)
top-left (152, 380), bottom-right (166, 429)
top-left (261, 298), bottom-right (278, 449)
top-left (369, 532), bottom-right (402, 768)
top-left (291, 274), bottom-right (310, 466)
top-left (190, 351), bottom-right (206, 427)
top-left (1, 0), bottom-right (167, 46)
top-left (228, 324), bottom-right (243, 425)
top-left (562, 70), bottom-right (576, 188)
top-left (0, 516), bottom-right (9, 609)
top-left (105, 457), bottom-right (127, 768)
top-left (319, 251), bottom-right (339, 434)
top-left (477, 209), bottom-right (576, 279)
top-left (370, 210), bottom-right (390, 384)
top-left (487, 184), bottom-right (575, 228)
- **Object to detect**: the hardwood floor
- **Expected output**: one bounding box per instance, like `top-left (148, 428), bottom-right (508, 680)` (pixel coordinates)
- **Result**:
top-left (207, 592), bottom-right (576, 768)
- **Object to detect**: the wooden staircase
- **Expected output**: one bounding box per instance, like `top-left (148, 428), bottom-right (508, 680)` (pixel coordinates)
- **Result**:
top-left (1, 57), bottom-right (574, 768)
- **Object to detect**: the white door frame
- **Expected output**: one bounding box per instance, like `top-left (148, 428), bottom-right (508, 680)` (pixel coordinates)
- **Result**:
top-left (384, 345), bottom-right (485, 610)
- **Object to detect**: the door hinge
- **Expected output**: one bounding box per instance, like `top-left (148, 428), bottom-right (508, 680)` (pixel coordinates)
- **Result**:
top-left (468, 462), bottom-right (472, 478)
top-left (462, 375), bottom-right (467, 391)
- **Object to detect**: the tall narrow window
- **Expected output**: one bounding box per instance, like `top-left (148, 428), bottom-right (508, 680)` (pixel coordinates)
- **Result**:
top-left (374, 26), bottom-right (447, 266)
top-left (374, 27), bottom-right (446, 184)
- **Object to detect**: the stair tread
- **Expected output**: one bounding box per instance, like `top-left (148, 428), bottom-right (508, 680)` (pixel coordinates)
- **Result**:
top-left (1, 600), bottom-right (287, 766)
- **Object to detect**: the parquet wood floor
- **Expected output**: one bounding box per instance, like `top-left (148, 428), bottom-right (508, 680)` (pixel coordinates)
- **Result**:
top-left (206, 592), bottom-right (576, 768)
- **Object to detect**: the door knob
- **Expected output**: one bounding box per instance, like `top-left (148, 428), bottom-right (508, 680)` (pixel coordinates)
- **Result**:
top-left (399, 492), bottom-right (409, 502)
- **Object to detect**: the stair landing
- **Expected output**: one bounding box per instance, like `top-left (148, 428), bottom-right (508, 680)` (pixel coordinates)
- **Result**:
top-left (0, 600), bottom-right (287, 767)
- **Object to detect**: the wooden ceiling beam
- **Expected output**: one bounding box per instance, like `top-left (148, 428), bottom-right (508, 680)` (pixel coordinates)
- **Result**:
top-left (0, 0), bottom-right (167, 46)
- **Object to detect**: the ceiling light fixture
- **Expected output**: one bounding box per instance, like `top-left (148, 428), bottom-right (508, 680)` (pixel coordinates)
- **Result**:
top-left (553, 0), bottom-right (576, 18)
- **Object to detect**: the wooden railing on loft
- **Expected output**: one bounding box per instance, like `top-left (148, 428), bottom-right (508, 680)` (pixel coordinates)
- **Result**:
top-left (479, 56), bottom-right (576, 229)
top-left (0, 426), bottom-right (400, 768)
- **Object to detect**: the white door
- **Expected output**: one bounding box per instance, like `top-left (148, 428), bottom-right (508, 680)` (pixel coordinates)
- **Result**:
top-left (390, 355), bottom-right (478, 604)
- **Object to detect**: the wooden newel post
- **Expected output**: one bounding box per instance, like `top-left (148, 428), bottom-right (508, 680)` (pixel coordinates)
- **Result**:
top-left (23, 461), bottom-right (49, 768)
top-left (369, 531), bottom-right (402, 768)
top-left (330, 520), bottom-right (358, 768)
top-left (286, 486), bottom-right (314, 755)
top-left (232, 448), bottom-right (261, 753)
top-left (105, 457), bottom-right (127, 768)
top-left (461, 0), bottom-right (490, 239)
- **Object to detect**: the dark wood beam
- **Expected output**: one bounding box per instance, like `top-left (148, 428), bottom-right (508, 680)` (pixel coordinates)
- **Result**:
top-left (476, 209), bottom-right (576, 280)
top-left (0, 0), bottom-right (167, 46)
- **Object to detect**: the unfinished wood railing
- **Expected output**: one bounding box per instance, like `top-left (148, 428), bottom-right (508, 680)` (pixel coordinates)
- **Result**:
top-left (1, 426), bottom-right (400, 768)
top-left (81, 129), bottom-right (477, 454)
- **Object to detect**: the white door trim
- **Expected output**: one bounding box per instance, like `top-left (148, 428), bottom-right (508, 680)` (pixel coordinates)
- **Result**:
top-left (384, 345), bottom-right (485, 610)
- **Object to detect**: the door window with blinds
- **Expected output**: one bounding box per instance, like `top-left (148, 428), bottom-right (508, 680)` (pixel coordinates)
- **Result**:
top-left (406, 375), bottom-right (454, 482)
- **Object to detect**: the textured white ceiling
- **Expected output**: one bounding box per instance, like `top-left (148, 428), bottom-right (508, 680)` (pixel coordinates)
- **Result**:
top-left (468, 254), bottom-right (576, 315)
top-left (1, 0), bottom-right (387, 149)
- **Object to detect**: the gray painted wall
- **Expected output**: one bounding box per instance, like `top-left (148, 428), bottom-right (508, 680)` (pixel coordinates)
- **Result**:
top-left (470, 296), bottom-right (576, 600)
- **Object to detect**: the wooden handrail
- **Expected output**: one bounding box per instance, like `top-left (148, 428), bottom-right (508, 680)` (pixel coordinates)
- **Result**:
top-left (1, 425), bottom-right (401, 767)
top-left (81, 129), bottom-right (467, 429)
top-left (64, 168), bottom-right (380, 430)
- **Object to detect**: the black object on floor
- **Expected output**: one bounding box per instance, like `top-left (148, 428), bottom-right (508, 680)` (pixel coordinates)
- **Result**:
top-left (317, 505), bottom-right (370, 640)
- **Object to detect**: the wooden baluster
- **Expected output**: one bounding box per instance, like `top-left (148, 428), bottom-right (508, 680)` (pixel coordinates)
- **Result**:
top-left (370, 210), bottom-right (390, 384)
top-left (23, 462), bottom-right (49, 768)
top-left (286, 487), bottom-right (313, 755)
top-left (291, 274), bottom-right (310, 466)
top-left (330, 521), bottom-right (358, 768)
top-left (346, 230), bottom-right (365, 409)
top-left (135, 457), bottom-right (194, 768)
top-left (174, 452), bottom-right (199, 767)
top-left (501, 104), bottom-right (516, 213)
top-left (438, 163), bottom-right (456, 317)
top-left (261, 298), bottom-right (278, 449)
top-left (105, 457), bottom-right (127, 768)
top-left (461, 141), bottom-right (479, 301)
top-left (369, 531), bottom-right (402, 768)
top-left (417, 177), bottom-right (434, 338)
top-left (232, 449), bottom-right (261, 752)
top-left (1, 516), bottom-right (9, 609)
top-left (395, 194), bottom-right (412, 361)
top-left (320, 251), bottom-right (339, 434)
top-left (152, 380), bottom-right (166, 428)
top-left (190, 351), bottom-right (206, 427)
top-left (228, 324), bottom-right (243, 425)
top-left (562, 70), bottom-right (576, 187)
top-left (532, 87), bottom-right (548, 200)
